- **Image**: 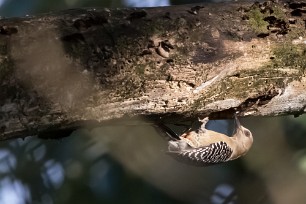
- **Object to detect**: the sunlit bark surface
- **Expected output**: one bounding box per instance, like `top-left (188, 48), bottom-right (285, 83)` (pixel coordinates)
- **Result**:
top-left (0, 1), bottom-right (306, 140)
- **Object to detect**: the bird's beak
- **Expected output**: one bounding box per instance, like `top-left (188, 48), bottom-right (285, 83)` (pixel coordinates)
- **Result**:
top-left (234, 114), bottom-right (241, 129)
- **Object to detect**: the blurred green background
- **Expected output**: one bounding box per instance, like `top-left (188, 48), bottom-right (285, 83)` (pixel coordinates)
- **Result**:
top-left (1, 0), bottom-right (306, 204)
top-left (0, 0), bottom-right (211, 17)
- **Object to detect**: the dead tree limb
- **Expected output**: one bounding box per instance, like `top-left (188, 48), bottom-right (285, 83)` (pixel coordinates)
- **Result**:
top-left (0, 1), bottom-right (306, 140)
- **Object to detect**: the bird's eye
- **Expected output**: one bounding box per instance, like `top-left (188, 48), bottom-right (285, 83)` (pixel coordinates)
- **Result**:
top-left (244, 130), bottom-right (251, 137)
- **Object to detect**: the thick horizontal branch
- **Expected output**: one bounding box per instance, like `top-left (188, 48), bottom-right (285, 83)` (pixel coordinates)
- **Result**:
top-left (0, 0), bottom-right (306, 140)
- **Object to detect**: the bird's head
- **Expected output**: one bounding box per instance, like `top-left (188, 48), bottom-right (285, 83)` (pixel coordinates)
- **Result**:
top-left (234, 114), bottom-right (253, 151)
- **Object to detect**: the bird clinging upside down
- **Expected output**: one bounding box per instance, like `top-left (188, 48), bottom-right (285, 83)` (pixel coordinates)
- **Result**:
top-left (159, 115), bottom-right (253, 166)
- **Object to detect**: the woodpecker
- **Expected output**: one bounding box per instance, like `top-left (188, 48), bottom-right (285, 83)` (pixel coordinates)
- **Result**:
top-left (162, 115), bottom-right (253, 166)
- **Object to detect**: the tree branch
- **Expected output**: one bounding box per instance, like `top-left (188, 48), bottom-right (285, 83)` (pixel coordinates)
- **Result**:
top-left (1, 0), bottom-right (306, 140)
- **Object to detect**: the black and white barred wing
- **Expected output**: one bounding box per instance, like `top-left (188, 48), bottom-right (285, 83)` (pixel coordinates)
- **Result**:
top-left (167, 141), bottom-right (233, 166)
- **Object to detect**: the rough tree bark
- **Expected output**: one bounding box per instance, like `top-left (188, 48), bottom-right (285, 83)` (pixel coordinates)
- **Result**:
top-left (0, 0), bottom-right (306, 140)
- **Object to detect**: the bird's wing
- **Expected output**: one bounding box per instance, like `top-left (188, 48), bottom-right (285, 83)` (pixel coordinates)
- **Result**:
top-left (167, 141), bottom-right (233, 166)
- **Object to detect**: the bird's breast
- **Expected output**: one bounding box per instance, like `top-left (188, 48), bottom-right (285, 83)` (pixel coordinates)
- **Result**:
top-left (180, 130), bottom-right (234, 148)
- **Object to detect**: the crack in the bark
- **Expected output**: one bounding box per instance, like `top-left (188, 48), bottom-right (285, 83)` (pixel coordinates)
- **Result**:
top-left (238, 90), bottom-right (279, 111)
